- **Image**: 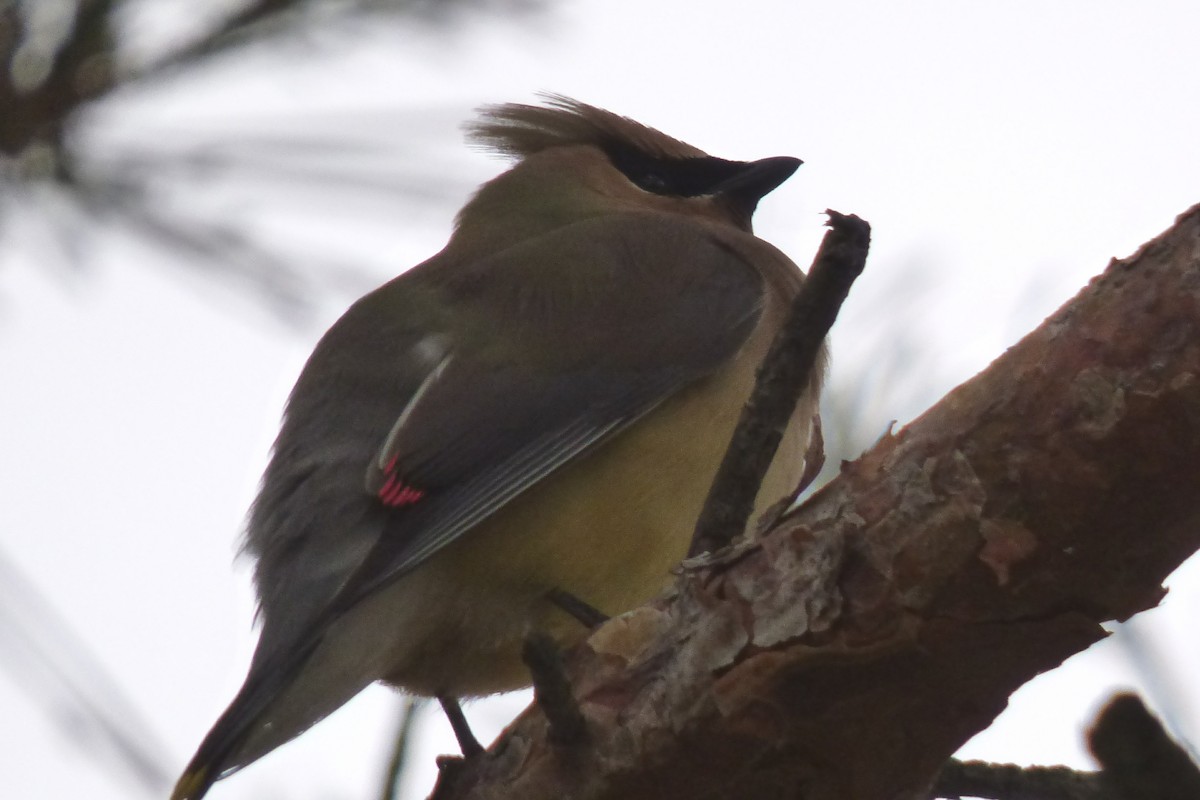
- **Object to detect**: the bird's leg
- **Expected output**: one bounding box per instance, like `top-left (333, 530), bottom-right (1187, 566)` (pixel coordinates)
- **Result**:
top-left (522, 632), bottom-right (588, 746)
top-left (436, 694), bottom-right (484, 758)
top-left (519, 588), bottom-right (602, 747)
top-left (546, 587), bottom-right (609, 629)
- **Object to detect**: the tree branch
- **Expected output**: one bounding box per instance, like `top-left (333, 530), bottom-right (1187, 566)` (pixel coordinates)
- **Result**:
top-left (928, 692), bottom-right (1200, 800)
top-left (932, 759), bottom-right (1114, 800)
top-left (428, 203), bottom-right (1200, 800)
top-left (1088, 693), bottom-right (1200, 800)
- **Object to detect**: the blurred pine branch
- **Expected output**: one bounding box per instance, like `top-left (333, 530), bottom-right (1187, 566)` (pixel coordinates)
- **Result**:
top-left (0, 0), bottom-right (546, 324)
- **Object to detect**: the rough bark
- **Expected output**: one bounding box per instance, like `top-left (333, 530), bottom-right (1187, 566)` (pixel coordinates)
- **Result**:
top-left (430, 204), bottom-right (1200, 800)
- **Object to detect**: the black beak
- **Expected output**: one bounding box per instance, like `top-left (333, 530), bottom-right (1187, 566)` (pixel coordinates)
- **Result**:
top-left (713, 155), bottom-right (801, 229)
top-left (715, 156), bottom-right (802, 204)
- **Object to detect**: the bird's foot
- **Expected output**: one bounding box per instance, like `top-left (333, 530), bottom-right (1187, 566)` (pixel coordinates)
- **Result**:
top-left (437, 694), bottom-right (485, 758)
top-left (522, 631), bottom-right (588, 747)
top-left (546, 587), bottom-right (609, 629)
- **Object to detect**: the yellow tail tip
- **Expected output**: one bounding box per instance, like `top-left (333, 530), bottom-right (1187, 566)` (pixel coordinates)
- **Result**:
top-left (170, 767), bottom-right (210, 800)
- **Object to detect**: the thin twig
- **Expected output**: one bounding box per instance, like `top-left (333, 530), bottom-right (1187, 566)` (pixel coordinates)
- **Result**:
top-left (689, 210), bottom-right (870, 558)
top-left (931, 759), bottom-right (1114, 800)
top-left (1088, 693), bottom-right (1200, 800)
top-left (379, 695), bottom-right (425, 800)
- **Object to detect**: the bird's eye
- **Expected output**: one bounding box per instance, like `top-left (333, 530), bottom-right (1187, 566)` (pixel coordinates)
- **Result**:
top-left (636, 171), bottom-right (669, 194)
top-left (606, 145), bottom-right (682, 195)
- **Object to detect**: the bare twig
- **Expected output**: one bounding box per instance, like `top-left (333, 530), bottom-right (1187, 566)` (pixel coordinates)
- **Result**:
top-left (379, 695), bottom-right (425, 800)
top-left (1088, 693), bottom-right (1200, 800)
top-left (930, 693), bottom-right (1200, 800)
top-left (689, 210), bottom-right (869, 557)
top-left (931, 760), bottom-right (1113, 800)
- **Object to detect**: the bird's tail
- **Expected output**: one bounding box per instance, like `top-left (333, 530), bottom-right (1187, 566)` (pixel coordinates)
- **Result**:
top-left (171, 624), bottom-right (376, 800)
top-left (170, 648), bottom-right (309, 800)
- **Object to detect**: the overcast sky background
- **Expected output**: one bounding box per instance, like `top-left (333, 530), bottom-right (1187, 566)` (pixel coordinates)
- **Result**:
top-left (3, 1), bottom-right (1200, 798)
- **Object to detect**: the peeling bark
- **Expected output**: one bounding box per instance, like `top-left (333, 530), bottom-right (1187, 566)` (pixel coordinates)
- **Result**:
top-left (430, 202), bottom-right (1200, 800)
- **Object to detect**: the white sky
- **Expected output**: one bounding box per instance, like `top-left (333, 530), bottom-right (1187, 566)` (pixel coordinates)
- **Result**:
top-left (3, 1), bottom-right (1200, 798)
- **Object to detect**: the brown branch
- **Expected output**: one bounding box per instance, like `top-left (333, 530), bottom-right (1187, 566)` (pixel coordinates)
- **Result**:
top-left (426, 202), bottom-right (1200, 800)
top-left (931, 760), bottom-right (1114, 800)
top-left (928, 692), bottom-right (1200, 800)
top-left (690, 210), bottom-right (869, 558)
top-left (1088, 693), bottom-right (1200, 800)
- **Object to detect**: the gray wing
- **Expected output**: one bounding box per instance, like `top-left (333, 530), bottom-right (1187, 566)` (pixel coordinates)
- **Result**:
top-left (344, 213), bottom-right (767, 604)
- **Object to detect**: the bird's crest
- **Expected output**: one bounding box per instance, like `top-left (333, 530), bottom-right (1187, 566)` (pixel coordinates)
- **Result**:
top-left (466, 94), bottom-right (708, 162)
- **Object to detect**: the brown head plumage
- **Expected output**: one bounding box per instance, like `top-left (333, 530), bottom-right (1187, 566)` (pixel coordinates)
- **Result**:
top-left (466, 93), bottom-right (709, 162)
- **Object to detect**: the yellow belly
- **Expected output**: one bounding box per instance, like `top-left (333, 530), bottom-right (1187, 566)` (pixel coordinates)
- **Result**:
top-left (380, 342), bottom-right (815, 696)
top-left (234, 295), bottom-right (822, 768)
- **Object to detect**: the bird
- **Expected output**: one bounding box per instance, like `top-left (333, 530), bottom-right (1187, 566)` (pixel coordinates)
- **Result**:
top-left (172, 94), bottom-right (825, 799)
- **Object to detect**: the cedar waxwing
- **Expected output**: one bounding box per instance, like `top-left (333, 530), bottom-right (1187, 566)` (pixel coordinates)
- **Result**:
top-left (173, 95), bottom-right (825, 800)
